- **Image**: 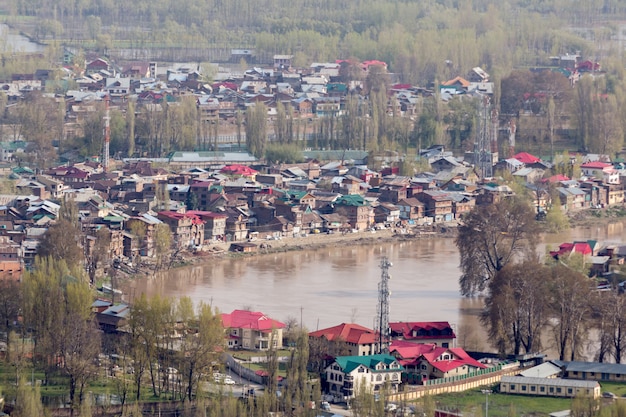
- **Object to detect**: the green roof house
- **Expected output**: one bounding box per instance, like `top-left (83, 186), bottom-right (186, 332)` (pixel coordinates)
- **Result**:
top-left (325, 354), bottom-right (403, 398)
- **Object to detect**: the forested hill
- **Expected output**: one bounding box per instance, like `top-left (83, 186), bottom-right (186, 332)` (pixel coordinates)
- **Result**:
top-left (2, 0), bottom-right (625, 84)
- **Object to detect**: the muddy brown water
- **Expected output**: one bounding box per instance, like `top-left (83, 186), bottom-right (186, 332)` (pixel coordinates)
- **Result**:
top-left (122, 220), bottom-right (626, 357)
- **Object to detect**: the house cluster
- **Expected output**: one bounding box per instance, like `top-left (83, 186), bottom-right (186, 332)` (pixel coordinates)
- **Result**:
top-left (0, 143), bottom-right (625, 280)
top-left (549, 237), bottom-right (626, 281)
top-left (309, 321), bottom-right (490, 398)
top-left (0, 55), bottom-right (502, 150)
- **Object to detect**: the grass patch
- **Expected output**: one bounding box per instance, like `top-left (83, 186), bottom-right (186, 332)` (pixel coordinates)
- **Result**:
top-left (430, 387), bottom-right (572, 417)
top-left (599, 382), bottom-right (626, 397)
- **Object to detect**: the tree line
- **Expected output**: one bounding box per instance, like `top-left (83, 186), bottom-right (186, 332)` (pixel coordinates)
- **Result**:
top-left (0, 255), bottom-right (321, 416)
top-left (456, 197), bottom-right (626, 363)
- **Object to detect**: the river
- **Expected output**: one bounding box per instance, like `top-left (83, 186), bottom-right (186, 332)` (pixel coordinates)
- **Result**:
top-left (122, 219), bottom-right (626, 356)
top-left (0, 24), bottom-right (45, 54)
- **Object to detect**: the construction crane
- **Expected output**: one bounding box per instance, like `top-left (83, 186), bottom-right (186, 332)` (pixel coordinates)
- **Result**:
top-left (102, 95), bottom-right (110, 172)
top-left (376, 257), bottom-right (392, 354)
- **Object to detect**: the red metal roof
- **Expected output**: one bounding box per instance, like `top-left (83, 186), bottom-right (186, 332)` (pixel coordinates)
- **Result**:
top-left (390, 341), bottom-right (486, 373)
top-left (389, 321), bottom-right (456, 340)
top-left (221, 309), bottom-right (285, 331)
top-left (309, 323), bottom-right (378, 345)
top-left (513, 152), bottom-right (541, 164)
top-left (581, 161), bottom-right (611, 169)
top-left (220, 164), bottom-right (258, 176)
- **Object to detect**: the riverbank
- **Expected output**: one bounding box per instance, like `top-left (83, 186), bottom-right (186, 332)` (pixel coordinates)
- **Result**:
top-left (194, 223), bottom-right (458, 261)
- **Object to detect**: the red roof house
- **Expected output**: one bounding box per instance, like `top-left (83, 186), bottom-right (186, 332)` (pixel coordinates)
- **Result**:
top-left (389, 321), bottom-right (456, 347)
top-left (309, 323), bottom-right (379, 356)
top-left (220, 164), bottom-right (258, 177)
top-left (389, 340), bottom-right (486, 383)
top-left (513, 152), bottom-right (541, 165)
top-left (549, 241), bottom-right (594, 259)
top-left (221, 309), bottom-right (286, 351)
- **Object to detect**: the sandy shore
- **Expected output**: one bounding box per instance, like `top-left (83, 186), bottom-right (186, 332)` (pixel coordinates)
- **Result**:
top-left (192, 224), bottom-right (458, 262)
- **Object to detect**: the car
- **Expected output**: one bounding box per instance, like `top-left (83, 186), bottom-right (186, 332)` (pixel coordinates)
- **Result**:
top-left (603, 391), bottom-right (617, 399)
top-left (223, 377), bottom-right (236, 385)
top-left (320, 401), bottom-right (331, 411)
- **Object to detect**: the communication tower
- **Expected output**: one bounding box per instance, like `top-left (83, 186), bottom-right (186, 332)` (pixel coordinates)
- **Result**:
top-left (376, 257), bottom-right (392, 354)
top-left (473, 96), bottom-right (498, 178)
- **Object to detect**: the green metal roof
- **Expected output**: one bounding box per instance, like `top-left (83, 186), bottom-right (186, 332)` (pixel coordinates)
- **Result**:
top-left (334, 354), bottom-right (402, 373)
top-left (336, 194), bottom-right (367, 206)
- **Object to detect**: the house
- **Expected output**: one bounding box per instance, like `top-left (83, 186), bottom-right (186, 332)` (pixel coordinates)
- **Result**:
top-left (333, 194), bottom-right (372, 231)
top-left (324, 354), bottom-right (403, 398)
top-left (86, 58), bottom-right (110, 75)
top-left (157, 211), bottom-right (205, 249)
top-left (221, 309), bottom-right (285, 351)
top-left (106, 77), bottom-right (130, 96)
top-left (395, 198), bottom-right (424, 222)
top-left (417, 191), bottom-right (453, 222)
top-left (389, 321), bottom-right (456, 348)
top-left (556, 360), bottom-right (626, 383)
top-left (581, 161), bottom-right (619, 184)
top-left (273, 55), bottom-right (293, 70)
top-left (309, 323), bottom-right (379, 357)
top-left (187, 210), bottom-right (227, 242)
top-left (499, 376), bottom-right (600, 399)
top-left (389, 341), bottom-right (486, 384)
top-left (549, 241), bottom-right (595, 260)
top-left (95, 302), bottom-right (131, 333)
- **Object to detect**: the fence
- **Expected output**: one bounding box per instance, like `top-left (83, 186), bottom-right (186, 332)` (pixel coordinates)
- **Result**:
top-left (387, 362), bottom-right (522, 402)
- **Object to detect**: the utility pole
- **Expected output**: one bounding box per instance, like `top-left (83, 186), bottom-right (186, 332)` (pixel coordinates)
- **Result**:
top-left (376, 257), bottom-right (392, 354)
top-left (482, 389), bottom-right (492, 417)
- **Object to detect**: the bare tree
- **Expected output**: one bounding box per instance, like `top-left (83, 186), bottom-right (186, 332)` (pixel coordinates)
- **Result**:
top-left (456, 197), bottom-right (537, 296)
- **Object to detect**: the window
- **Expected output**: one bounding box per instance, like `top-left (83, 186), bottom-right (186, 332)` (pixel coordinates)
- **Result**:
top-left (358, 367), bottom-right (364, 373)
top-left (510, 385), bottom-right (515, 390)
top-left (557, 388), bottom-right (561, 393)
top-left (549, 387), bottom-right (554, 393)
top-left (521, 385), bottom-right (527, 391)
top-left (568, 388), bottom-right (572, 394)
top-left (540, 387), bottom-right (545, 392)
top-left (531, 386), bottom-right (536, 392)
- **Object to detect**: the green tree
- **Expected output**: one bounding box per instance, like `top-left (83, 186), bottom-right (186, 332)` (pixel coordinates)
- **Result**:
top-left (177, 299), bottom-right (224, 401)
top-left (12, 376), bottom-right (44, 417)
top-left (265, 143), bottom-right (304, 164)
top-left (245, 103), bottom-right (268, 159)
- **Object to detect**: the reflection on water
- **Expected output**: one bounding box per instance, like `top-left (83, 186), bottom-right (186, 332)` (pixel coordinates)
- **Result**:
top-left (123, 221), bottom-right (626, 358)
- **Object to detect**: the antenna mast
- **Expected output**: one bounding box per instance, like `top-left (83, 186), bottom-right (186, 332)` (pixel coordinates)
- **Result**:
top-left (103, 95), bottom-right (110, 172)
top-left (376, 257), bottom-right (392, 354)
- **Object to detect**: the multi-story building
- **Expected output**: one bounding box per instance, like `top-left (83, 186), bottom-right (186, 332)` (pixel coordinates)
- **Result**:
top-left (221, 309), bottom-right (285, 351)
top-left (324, 354), bottom-right (403, 398)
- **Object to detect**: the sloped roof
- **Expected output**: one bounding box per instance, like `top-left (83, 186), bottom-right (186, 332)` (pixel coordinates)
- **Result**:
top-left (389, 321), bottom-right (456, 340)
top-left (221, 309), bottom-right (285, 331)
top-left (501, 375), bottom-right (599, 388)
top-left (309, 323), bottom-right (378, 345)
top-left (513, 152), bottom-right (541, 164)
top-left (334, 354), bottom-right (401, 374)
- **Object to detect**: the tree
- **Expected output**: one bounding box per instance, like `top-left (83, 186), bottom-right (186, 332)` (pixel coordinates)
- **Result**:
top-left (547, 262), bottom-right (592, 361)
top-left (177, 299), bottom-right (224, 401)
top-left (12, 376), bottom-right (44, 417)
top-left (245, 103), bottom-right (267, 158)
top-left (456, 197), bottom-right (538, 296)
top-left (482, 259), bottom-right (549, 355)
top-left (0, 279), bottom-right (21, 362)
top-left (154, 223), bottom-right (172, 271)
top-left (86, 227), bottom-right (112, 284)
top-left (264, 144), bottom-right (304, 164)
top-left (37, 219), bottom-right (84, 267)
